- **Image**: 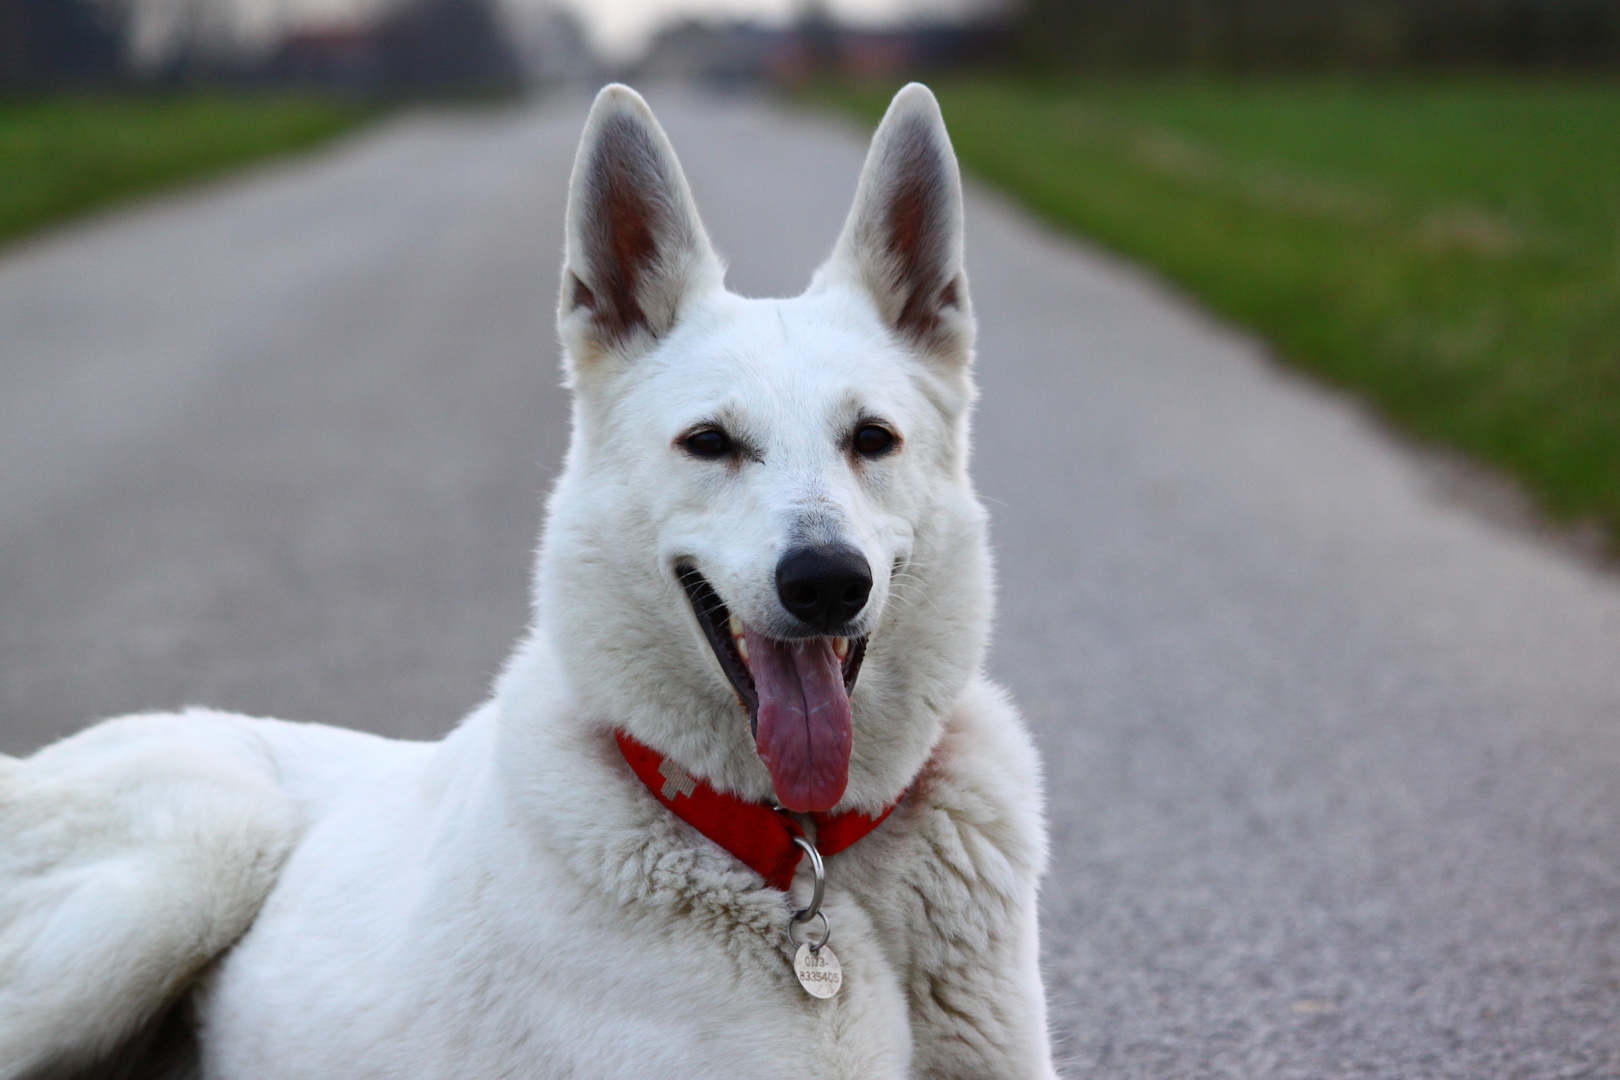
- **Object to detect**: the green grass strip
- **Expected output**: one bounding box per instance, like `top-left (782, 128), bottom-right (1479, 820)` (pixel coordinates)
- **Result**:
top-left (822, 78), bottom-right (1620, 552)
top-left (0, 94), bottom-right (372, 249)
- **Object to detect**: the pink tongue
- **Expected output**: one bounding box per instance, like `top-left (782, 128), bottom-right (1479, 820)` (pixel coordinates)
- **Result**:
top-left (744, 630), bottom-right (852, 813)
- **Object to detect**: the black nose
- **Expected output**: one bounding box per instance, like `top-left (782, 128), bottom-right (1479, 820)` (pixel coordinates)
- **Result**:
top-left (775, 546), bottom-right (873, 633)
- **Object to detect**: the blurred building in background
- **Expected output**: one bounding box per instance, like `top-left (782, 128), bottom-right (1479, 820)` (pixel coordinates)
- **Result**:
top-left (506, 1), bottom-right (595, 84)
top-left (635, 10), bottom-right (1008, 85)
top-left (257, 0), bottom-right (538, 92)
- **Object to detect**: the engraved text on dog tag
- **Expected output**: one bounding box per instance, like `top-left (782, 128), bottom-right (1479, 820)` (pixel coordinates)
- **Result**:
top-left (793, 942), bottom-right (842, 998)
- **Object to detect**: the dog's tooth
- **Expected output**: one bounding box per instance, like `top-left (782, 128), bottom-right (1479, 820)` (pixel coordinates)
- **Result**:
top-left (736, 636), bottom-right (749, 661)
top-left (833, 637), bottom-right (850, 659)
top-left (728, 613), bottom-right (743, 637)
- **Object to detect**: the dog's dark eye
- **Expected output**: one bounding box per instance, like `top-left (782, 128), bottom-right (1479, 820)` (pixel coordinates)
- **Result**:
top-left (683, 429), bottom-right (733, 459)
top-left (853, 425), bottom-right (896, 457)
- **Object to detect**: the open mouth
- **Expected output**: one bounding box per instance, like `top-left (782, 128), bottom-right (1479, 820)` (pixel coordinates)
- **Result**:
top-left (678, 566), bottom-right (868, 812)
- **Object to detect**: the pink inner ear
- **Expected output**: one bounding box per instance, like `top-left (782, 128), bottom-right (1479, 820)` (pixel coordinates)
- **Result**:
top-left (577, 112), bottom-right (669, 342)
top-left (876, 117), bottom-right (956, 341)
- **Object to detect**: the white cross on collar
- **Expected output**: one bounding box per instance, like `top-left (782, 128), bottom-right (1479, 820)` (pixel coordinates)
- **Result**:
top-left (658, 757), bottom-right (697, 800)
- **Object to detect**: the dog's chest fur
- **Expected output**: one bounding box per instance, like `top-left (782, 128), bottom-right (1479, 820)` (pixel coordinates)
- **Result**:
top-left (194, 673), bottom-right (1040, 1080)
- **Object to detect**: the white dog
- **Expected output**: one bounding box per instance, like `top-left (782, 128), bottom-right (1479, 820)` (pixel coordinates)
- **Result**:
top-left (0, 84), bottom-right (1056, 1080)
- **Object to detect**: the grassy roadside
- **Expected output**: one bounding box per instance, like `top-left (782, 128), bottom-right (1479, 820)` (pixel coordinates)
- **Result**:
top-left (0, 95), bottom-right (374, 249)
top-left (820, 79), bottom-right (1620, 552)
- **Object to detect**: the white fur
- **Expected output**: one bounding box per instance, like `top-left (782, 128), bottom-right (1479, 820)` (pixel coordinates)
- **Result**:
top-left (0, 84), bottom-right (1056, 1079)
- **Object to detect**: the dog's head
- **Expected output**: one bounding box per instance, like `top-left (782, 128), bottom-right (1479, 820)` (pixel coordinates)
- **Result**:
top-left (533, 84), bottom-right (989, 813)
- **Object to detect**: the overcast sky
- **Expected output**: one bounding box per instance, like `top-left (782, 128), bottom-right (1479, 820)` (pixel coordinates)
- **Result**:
top-left (556, 0), bottom-right (989, 60)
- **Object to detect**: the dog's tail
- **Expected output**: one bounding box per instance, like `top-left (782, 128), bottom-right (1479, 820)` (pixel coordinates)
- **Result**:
top-left (0, 710), bottom-right (302, 1080)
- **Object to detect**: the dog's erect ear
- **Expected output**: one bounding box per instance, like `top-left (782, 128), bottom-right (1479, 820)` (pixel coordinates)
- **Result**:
top-left (818, 83), bottom-right (972, 368)
top-left (559, 85), bottom-right (723, 371)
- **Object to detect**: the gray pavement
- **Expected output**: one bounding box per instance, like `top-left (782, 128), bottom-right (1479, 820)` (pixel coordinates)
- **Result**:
top-left (3, 92), bottom-right (1619, 1078)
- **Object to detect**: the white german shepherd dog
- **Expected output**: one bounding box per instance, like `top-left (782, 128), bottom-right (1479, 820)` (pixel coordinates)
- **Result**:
top-left (0, 84), bottom-right (1055, 1079)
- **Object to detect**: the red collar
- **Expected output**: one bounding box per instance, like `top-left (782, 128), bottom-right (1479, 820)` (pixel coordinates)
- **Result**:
top-left (615, 730), bottom-right (902, 891)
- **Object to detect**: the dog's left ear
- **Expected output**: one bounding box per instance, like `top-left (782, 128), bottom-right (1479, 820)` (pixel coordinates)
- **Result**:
top-left (559, 84), bottom-right (723, 374)
top-left (817, 83), bottom-right (972, 370)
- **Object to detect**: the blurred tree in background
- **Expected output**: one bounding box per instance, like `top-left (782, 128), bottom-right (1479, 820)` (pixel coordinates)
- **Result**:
top-left (0, 0), bottom-right (123, 86)
top-left (1017, 0), bottom-right (1620, 70)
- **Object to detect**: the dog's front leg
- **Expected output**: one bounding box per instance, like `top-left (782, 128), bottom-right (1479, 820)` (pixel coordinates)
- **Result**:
top-left (906, 881), bottom-right (1058, 1080)
top-left (878, 678), bottom-right (1061, 1080)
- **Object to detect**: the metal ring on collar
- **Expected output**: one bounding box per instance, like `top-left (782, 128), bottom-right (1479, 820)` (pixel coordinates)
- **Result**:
top-left (789, 835), bottom-right (825, 924)
top-left (788, 908), bottom-right (832, 953)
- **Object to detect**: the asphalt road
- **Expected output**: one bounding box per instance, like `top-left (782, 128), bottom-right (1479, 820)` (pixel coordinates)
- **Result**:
top-left (3, 92), bottom-right (1619, 1079)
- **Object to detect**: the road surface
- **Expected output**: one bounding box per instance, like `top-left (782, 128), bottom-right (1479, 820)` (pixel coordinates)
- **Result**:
top-left (2, 91), bottom-right (1618, 1079)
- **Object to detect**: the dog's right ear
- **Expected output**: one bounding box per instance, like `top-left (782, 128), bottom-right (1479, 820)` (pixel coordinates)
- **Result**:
top-left (558, 85), bottom-right (723, 376)
top-left (815, 83), bottom-right (972, 372)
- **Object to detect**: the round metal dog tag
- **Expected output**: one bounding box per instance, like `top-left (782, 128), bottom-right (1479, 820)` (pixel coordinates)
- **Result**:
top-left (793, 943), bottom-right (842, 999)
